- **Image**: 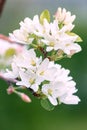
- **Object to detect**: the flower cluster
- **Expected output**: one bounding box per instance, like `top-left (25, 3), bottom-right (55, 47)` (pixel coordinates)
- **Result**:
top-left (0, 7), bottom-right (82, 110)
top-left (4, 49), bottom-right (80, 106)
top-left (10, 8), bottom-right (81, 57)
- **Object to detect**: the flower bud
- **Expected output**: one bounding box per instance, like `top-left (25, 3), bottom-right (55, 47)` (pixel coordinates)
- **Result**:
top-left (7, 86), bottom-right (14, 94)
top-left (20, 93), bottom-right (31, 103)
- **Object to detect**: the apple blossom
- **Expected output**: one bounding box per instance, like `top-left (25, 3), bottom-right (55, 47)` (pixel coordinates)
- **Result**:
top-left (0, 7), bottom-right (82, 111)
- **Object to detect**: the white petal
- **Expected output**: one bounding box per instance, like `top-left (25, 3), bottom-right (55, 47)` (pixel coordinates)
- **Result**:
top-left (30, 84), bottom-right (39, 92)
top-left (48, 95), bottom-right (58, 106)
top-left (60, 95), bottom-right (80, 104)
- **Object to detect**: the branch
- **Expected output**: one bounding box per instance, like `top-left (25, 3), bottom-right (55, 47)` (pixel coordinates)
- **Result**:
top-left (0, 0), bottom-right (6, 16)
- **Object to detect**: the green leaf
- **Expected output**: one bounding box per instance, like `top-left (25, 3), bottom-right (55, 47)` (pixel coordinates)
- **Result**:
top-left (67, 32), bottom-right (83, 42)
top-left (76, 36), bottom-right (83, 42)
top-left (41, 98), bottom-right (55, 111)
top-left (40, 10), bottom-right (50, 24)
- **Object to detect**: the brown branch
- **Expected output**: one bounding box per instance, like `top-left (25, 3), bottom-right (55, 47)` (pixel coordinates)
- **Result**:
top-left (39, 47), bottom-right (48, 59)
top-left (0, 0), bottom-right (6, 16)
top-left (0, 34), bottom-right (14, 43)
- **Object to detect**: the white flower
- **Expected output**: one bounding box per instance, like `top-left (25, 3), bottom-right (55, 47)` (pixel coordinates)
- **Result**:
top-left (16, 70), bottom-right (39, 92)
top-left (0, 38), bottom-right (23, 73)
top-left (0, 39), bottom-right (22, 55)
top-left (9, 29), bottom-right (33, 44)
top-left (41, 20), bottom-right (59, 51)
top-left (54, 7), bottom-right (76, 25)
top-left (42, 64), bottom-right (80, 106)
top-left (15, 52), bottom-right (57, 83)
top-left (13, 49), bottom-right (42, 69)
top-left (20, 15), bottom-right (43, 35)
top-left (36, 58), bottom-right (57, 82)
top-left (62, 41), bottom-right (82, 56)
top-left (16, 58), bottom-right (57, 91)
top-left (3, 49), bottom-right (41, 80)
top-left (41, 20), bottom-right (81, 55)
top-left (3, 62), bottom-right (19, 79)
top-left (10, 15), bottom-right (43, 44)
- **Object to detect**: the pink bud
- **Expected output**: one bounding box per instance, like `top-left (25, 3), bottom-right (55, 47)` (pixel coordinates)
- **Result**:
top-left (7, 86), bottom-right (14, 94)
top-left (20, 93), bottom-right (31, 103)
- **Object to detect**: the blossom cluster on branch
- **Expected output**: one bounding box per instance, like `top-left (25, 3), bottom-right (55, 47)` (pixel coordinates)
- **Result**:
top-left (0, 7), bottom-right (82, 111)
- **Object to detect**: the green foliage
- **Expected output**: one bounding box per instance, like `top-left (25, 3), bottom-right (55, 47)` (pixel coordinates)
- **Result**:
top-left (67, 32), bottom-right (83, 42)
top-left (76, 35), bottom-right (83, 42)
top-left (41, 98), bottom-right (55, 111)
top-left (40, 9), bottom-right (50, 24)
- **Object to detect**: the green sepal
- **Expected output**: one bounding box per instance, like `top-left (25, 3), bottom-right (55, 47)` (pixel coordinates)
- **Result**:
top-left (41, 98), bottom-right (55, 111)
top-left (76, 35), bottom-right (83, 42)
top-left (67, 32), bottom-right (83, 42)
top-left (40, 9), bottom-right (50, 24)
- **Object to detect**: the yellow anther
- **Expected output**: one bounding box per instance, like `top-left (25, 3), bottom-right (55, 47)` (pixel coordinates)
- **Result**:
top-left (48, 89), bottom-right (52, 95)
top-left (40, 71), bottom-right (44, 75)
top-left (29, 78), bottom-right (35, 85)
top-left (66, 43), bottom-right (70, 46)
top-left (49, 42), bottom-right (54, 47)
top-left (31, 59), bottom-right (36, 66)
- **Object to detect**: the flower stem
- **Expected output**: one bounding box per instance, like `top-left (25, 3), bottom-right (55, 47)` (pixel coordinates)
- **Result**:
top-left (39, 47), bottom-right (47, 59)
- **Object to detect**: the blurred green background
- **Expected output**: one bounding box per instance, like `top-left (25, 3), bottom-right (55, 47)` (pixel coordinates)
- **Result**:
top-left (0, 0), bottom-right (87, 130)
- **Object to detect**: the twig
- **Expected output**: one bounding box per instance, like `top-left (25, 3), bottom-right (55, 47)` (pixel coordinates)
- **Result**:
top-left (0, 34), bottom-right (13, 43)
top-left (0, 0), bottom-right (6, 16)
top-left (39, 47), bottom-right (47, 59)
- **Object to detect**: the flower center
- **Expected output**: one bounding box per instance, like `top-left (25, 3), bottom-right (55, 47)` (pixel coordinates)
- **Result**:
top-left (31, 59), bottom-right (36, 66)
top-left (48, 89), bottom-right (52, 95)
top-left (29, 78), bottom-right (35, 85)
top-left (66, 43), bottom-right (70, 46)
top-left (49, 42), bottom-right (55, 47)
top-left (40, 71), bottom-right (44, 75)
